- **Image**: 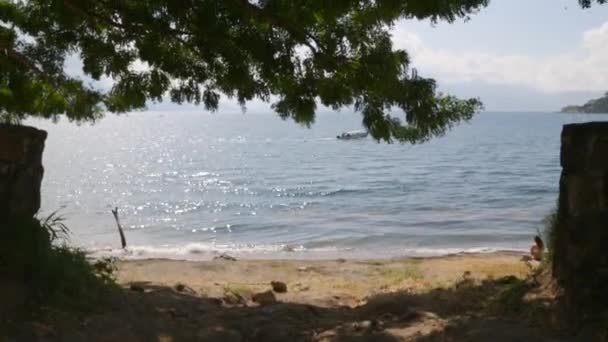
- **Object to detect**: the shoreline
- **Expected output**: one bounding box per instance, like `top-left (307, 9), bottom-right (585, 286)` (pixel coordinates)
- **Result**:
top-left (91, 245), bottom-right (529, 262)
top-left (111, 249), bottom-right (528, 263)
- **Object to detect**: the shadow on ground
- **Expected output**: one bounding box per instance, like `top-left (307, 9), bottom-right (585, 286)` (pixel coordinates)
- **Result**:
top-left (5, 276), bottom-right (606, 341)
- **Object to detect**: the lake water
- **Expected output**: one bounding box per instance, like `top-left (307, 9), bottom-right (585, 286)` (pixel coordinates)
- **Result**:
top-left (31, 111), bottom-right (608, 259)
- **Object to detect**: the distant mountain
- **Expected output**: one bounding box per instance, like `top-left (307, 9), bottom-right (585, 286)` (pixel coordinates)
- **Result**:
top-left (560, 92), bottom-right (608, 113)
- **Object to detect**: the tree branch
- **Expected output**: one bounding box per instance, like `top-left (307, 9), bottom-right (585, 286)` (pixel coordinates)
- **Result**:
top-left (230, 0), bottom-right (323, 55)
top-left (0, 40), bottom-right (54, 82)
top-left (63, 0), bottom-right (193, 48)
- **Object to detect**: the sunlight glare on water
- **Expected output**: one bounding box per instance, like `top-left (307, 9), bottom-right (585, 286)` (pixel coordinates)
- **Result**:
top-left (31, 111), bottom-right (608, 259)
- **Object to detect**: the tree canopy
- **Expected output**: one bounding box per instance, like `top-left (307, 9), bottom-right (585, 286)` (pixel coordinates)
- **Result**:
top-left (0, 0), bottom-right (605, 142)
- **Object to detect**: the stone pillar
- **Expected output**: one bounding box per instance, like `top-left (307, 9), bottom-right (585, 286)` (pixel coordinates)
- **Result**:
top-left (0, 124), bottom-right (47, 219)
top-left (554, 122), bottom-right (608, 318)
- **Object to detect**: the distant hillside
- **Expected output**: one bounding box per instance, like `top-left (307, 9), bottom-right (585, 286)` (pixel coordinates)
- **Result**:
top-left (561, 92), bottom-right (608, 113)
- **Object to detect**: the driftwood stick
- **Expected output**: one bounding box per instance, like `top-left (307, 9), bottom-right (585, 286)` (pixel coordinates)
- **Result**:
top-left (111, 207), bottom-right (127, 249)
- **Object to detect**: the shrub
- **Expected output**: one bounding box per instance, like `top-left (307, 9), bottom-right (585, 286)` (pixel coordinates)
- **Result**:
top-left (0, 216), bottom-right (117, 314)
top-left (540, 207), bottom-right (559, 265)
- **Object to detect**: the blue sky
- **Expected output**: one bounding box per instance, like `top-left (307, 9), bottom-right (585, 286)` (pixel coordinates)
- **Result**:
top-left (402, 0), bottom-right (608, 57)
top-left (392, 0), bottom-right (608, 111)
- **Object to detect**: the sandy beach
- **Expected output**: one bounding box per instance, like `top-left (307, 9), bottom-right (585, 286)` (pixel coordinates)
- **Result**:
top-left (24, 251), bottom-right (566, 341)
top-left (116, 252), bottom-right (532, 309)
top-left (16, 250), bottom-right (607, 341)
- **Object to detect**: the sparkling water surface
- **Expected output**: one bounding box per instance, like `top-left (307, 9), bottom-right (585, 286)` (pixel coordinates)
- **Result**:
top-left (31, 111), bottom-right (608, 259)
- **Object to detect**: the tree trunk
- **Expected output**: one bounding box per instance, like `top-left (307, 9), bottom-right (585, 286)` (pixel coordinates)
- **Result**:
top-left (0, 124), bottom-right (47, 219)
top-left (554, 122), bottom-right (608, 321)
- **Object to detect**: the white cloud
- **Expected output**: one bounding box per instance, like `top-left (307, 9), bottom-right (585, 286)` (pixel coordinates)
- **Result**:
top-left (392, 21), bottom-right (608, 93)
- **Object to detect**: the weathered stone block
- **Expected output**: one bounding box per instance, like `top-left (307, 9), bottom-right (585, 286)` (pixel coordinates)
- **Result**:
top-left (565, 173), bottom-right (608, 215)
top-left (561, 122), bottom-right (608, 172)
top-left (555, 122), bottom-right (608, 319)
top-left (0, 124), bottom-right (47, 218)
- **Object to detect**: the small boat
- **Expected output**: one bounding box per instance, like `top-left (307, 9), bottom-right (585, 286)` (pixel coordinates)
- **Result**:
top-left (337, 130), bottom-right (369, 140)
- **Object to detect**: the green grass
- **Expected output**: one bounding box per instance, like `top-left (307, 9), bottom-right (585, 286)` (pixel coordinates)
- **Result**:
top-left (378, 264), bottom-right (423, 285)
top-left (223, 284), bottom-right (253, 300)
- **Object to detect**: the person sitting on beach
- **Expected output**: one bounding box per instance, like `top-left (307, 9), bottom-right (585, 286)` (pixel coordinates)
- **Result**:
top-left (530, 235), bottom-right (544, 261)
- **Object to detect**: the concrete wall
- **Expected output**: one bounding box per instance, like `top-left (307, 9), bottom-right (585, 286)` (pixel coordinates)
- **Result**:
top-left (0, 124), bottom-right (47, 219)
top-left (554, 122), bottom-right (608, 316)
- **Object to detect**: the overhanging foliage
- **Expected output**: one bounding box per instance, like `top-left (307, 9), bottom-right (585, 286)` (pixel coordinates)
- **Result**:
top-left (0, 0), bottom-right (604, 141)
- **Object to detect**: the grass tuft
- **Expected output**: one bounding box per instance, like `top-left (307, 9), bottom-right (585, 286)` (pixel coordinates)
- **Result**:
top-left (379, 264), bottom-right (423, 285)
top-left (541, 207), bottom-right (559, 265)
